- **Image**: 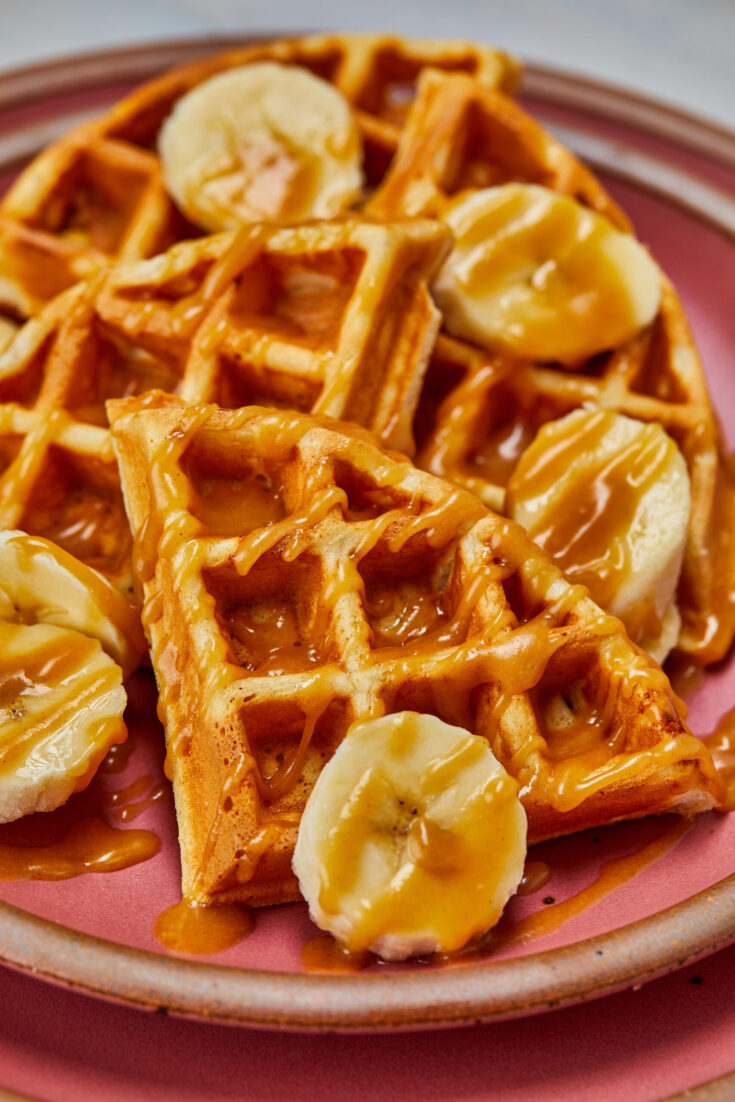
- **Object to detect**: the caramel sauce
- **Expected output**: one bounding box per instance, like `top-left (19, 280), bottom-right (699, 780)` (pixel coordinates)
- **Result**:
top-left (6, 532), bottom-right (145, 661)
top-left (301, 935), bottom-right (371, 973)
top-left (666, 656), bottom-right (706, 702)
top-left (0, 677), bottom-right (163, 883)
top-left (99, 736), bottom-right (137, 775)
top-left (300, 818), bottom-right (692, 972)
top-left (487, 815), bottom-right (692, 953)
top-left (0, 817), bottom-right (160, 880)
top-left (701, 705), bottom-right (735, 812)
top-left (103, 775), bottom-right (170, 823)
top-left (517, 859), bottom-right (552, 896)
top-left (0, 623), bottom-right (125, 783)
top-left (189, 474), bottom-right (284, 536)
top-left (506, 411), bottom-right (673, 635)
top-left (29, 490), bottom-right (131, 576)
top-left (366, 583), bottom-right (448, 647)
top-left (0, 630), bottom-right (98, 709)
top-left (153, 897), bottom-right (254, 955)
top-left (226, 602), bottom-right (322, 675)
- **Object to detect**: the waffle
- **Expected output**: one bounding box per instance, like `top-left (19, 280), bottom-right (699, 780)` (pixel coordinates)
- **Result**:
top-left (0, 372), bottom-right (131, 593)
top-left (365, 70), bottom-right (735, 666)
top-left (0, 214), bottom-right (449, 595)
top-left (366, 69), bottom-right (629, 229)
top-left (0, 33), bottom-right (519, 323)
top-left (108, 394), bottom-right (722, 906)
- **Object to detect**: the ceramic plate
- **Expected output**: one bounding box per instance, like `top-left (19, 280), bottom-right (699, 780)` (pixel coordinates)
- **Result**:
top-left (1, 38), bottom-right (735, 1032)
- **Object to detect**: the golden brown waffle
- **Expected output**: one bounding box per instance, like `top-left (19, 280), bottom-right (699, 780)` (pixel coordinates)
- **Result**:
top-left (0, 217), bottom-right (450, 468)
top-left (0, 399), bottom-right (129, 589)
top-left (366, 69), bottom-right (629, 228)
top-left (108, 394), bottom-right (722, 906)
top-left (0, 33), bottom-right (519, 322)
top-left (365, 70), bottom-right (735, 666)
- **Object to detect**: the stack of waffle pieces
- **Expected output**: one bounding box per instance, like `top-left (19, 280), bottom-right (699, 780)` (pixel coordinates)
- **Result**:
top-left (0, 32), bottom-right (729, 906)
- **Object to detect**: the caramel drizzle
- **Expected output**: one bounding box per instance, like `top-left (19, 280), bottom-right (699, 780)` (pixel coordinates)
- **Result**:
top-left (700, 704), bottom-right (735, 812)
top-left (490, 815), bottom-right (692, 952)
top-left (508, 410), bottom-right (676, 636)
top-left (0, 817), bottom-right (160, 880)
top-left (153, 896), bottom-right (254, 955)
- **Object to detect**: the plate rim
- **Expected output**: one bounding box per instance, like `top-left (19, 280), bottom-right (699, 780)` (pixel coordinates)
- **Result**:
top-left (1, 35), bottom-right (735, 1032)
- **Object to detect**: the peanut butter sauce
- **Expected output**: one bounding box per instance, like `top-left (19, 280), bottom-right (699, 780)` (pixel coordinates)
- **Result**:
top-left (188, 472), bottom-right (285, 536)
top-left (517, 859), bottom-right (552, 896)
top-left (153, 897), bottom-right (254, 955)
top-left (488, 815), bottom-right (692, 953)
top-left (506, 410), bottom-right (678, 637)
top-left (701, 706), bottom-right (735, 812)
top-left (0, 817), bottom-right (159, 880)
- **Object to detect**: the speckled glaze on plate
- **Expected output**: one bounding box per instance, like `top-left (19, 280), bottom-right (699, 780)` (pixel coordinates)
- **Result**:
top-left (1, 38), bottom-right (735, 1032)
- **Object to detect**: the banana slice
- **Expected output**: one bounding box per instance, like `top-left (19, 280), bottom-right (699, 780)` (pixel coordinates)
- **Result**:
top-left (159, 62), bottom-right (364, 231)
top-left (0, 620), bottom-right (126, 823)
top-left (432, 183), bottom-right (661, 366)
top-left (506, 409), bottom-right (691, 662)
top-left (292, 711), bottom-right (527, 961)
top-left (0, 317), bottom-right (18, 354)
top-left (0, 531), bottom-right (145, 677)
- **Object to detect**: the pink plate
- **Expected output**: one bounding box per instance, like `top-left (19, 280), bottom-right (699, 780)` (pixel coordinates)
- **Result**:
top-left (1, 38), bottom-right (735, 1036)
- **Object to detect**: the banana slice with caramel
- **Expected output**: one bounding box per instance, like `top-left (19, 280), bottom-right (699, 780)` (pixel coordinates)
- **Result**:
top-left (0, 531), bottom-right (145, 677)
top-left (293, 711), bottom-right (527, 961)
top-left (432, 183), bottom-right (661, 366)
top-left (506, 409), bottom-right (691, 662)
top-left (0, 531), bottom-right (146, 822)
top-left (159, 61), bottom-right (364, 231)
top-left (0, 621), bottom-right (126, 823)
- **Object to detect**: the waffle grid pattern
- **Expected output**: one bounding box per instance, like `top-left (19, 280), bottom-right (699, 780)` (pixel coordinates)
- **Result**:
top-left (0, 33), bottom-right (519, 322)
top-left (109, 397), bottom-right (721, 905)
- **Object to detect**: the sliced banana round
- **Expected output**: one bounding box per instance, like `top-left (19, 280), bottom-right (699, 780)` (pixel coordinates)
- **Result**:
top-left (506, 409), bottom-right (691, 662)
top-left (159, 62), bottom-right (364, 231)
top-left (0, 620), bottom-right (126, 823)
top-left (432, 183), bottom-right (661, 366)
top-left (0, 530), bottom-right (145, 678)
top-left (293, 711), bottom-right (527, 961)
top-left (0, 316), bottom-right (19, 355)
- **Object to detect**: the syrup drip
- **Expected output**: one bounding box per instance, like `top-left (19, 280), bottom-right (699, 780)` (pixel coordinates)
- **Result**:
top-left (701, 705), bottom-right (735, 812)
top-left (301, 935), bottom-right (370, 973)
top-left (99, 737), bottom-right (138, 775)
top-left (487, 816), bottom-right (692, 953)
top-left (153, 897), bottom-right (254, 955)
top-left (665, 656), bottom-right (706, 702)
top-left (0, 818), bottom-right (159, 880)
top-left (517, 859), bottom-right (552, 896)
top-left (103, 775), bottom-right (171, 823)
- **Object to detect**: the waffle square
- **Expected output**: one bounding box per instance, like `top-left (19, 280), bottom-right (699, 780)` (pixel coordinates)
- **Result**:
top-left (366, 68), bottom-right (629, 228)
top-left (109, 395), bottom-right (721, 906)
top-left (0, 403), bottom-right (129, 584)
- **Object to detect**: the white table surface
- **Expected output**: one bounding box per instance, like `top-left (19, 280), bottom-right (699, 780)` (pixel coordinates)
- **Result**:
top-left (1, 0), bottom-right (734, 130)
